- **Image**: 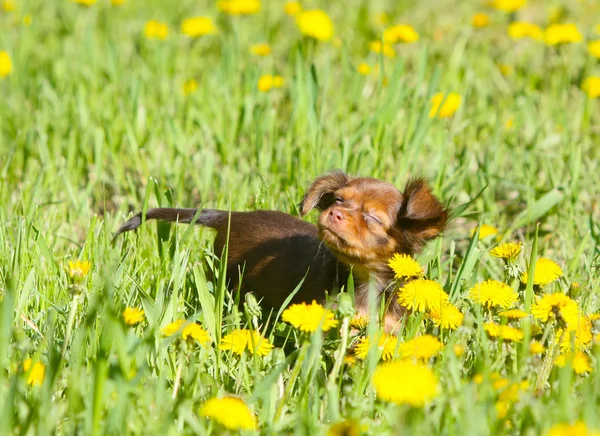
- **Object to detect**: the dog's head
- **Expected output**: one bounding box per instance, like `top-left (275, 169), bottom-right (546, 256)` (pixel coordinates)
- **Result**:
top-left (300, 171), bottom-right (449, 269)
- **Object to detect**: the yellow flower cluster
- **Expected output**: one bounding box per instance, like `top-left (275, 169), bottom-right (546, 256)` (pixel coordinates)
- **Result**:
top-left (0, 50), bottom-right (12, 78)
top-left (373, 360), bottom-right (438, 406)
top-left (469, 280), bottom-right (518, 309)
top-left (521, 258), bottom-right (563, 286)
top-left (281, 300), bottom-right (338, 332)
top-left (295, 9), bottom-right (333, 41)
top-left (397, 279), bottom-right (448, 312)
top-left (257, 74), bottom-right (284, 92)
top-left (144, 20), bottom-right (169, 40)
top-left (355, 333), bottom-right (398, 361)
top-left (220, 329), bottom-right (273, 356)
top-left (388, 253), bottom-right (424, 280)
top-left (122, 307), bottom-right (145, 326)
top-left (429, 92), bottom-right (461, 118)
top-left (217, 0), bottom-right (260, 15)
top-left (162, 320), bottom-right (211, 345)
top-left (200, 396), bottom-right (257, 430)
top-left (181, 17), bottom-right (217, 38)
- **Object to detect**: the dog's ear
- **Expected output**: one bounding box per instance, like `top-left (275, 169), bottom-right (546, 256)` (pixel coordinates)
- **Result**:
top-left (396, 178), bottom-right (449, 253)
top-left (299, 170), bottom-right (349, 216)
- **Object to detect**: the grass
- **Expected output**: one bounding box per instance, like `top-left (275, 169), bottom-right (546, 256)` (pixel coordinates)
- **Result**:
top-left (2, 0), bottom-right (600, 434)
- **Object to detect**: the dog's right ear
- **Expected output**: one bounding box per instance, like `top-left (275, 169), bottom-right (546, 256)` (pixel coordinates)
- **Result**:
top-left (299, 170), bottom-right (349, 216)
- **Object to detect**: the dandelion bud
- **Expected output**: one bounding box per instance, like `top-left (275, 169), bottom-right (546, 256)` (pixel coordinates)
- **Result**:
top-left (337, 293), bottom-right (356, 318)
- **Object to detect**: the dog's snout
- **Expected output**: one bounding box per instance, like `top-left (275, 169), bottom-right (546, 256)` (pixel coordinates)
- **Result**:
top-left (329, 208), bottom-right (344, 223)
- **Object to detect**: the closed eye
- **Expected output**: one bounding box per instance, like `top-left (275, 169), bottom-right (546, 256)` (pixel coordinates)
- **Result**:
top-left (364, 215), bottom-right (381, 225)
top-left (335, 197), bottom-right (344, 204)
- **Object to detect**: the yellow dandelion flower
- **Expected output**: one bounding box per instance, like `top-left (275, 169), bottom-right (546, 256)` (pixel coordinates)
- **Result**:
top-left (350, 316), bottom-right (369, 330)
top-left (295, 9), bottom-right (333, 42)
top-left (427, 302), bottom-right (464, 330)
top-left (357, 63), bottom-right (371, 75)
top-left (473, 374), bottom-right (484, 384)
top-left (521, 257), bottom-right (563, 286)
top-left (382, 24), bottom-right (419, 44)
top-left (484, 322), bottom-right (524, 342)
top-left (397, 279), bottom-right (449, 312)
top-left (529, 341), bottom-right (546, 354)
top-left (373, 360), bottom-right (438, 407)
top-left (498, 309), bottom-right (528, 320)
top-left (257, 74), bottom-right (284, 92)
top-left (162, 320), bottom-right (211, 345)
top-left (344, 355), bottom-right (356, 365)
top-left (181, 17), bottom-right (217, 37)
top-left (474, 224), bottom-right (499, 240)
top-left (507, 22), bottom-right (543, 41)
top-left (355, 333), bottom-right (398, 361)
top-left (328, 420), bottom-right (361, 436)
top-left (504, 117), bottom-right (515, 130)
top-left (557, 316), bottom-right (592, 352)
top-left (588, 41), bottom-right (600, 59)
top-left (582, 77), bottom-right (600, 99)
top-left (596, 24), bottom-right (600, 36)
top-left (491, 0), bottom-right (525, 13)
top-left (111, 0), bottom-right (125, 5)
top-left (144, 20), bottom-right (169, 40)
top-left (453, 344), bottom-right (466, 357)
top-left (399, 335), bottom-right (442, 360)
top-left (122, 307), bottom-right (145, 326)
top-left (281, 300), bottom-right (338, 332)
top-left (68, 260), bottom-right (91, 279)
top-left (544, 23), bottom-right (582, 46)
top-left (250, 43), bottom-right (271, 56)
top-left (388, 253), bottom-right (424, 280)
top-left (369, 41), bottom-right (395, 58)
top-left (469, 280), bottom-right (518, 309)
top-left (3, 0), bottom-right (15, 12)
top-left (498, 63), bottom-right (513, 77)
top-left (548, 421), bottom-right (595, 436)
top-left (22, 14), bottom-right (32, 26)
top-left (472, 13), bottom-right (490, 29)
top-left (217, 0), bottom-right (260, 15)
top-left (73, 0), bottom-right (96, 6)
top-left (23, 358), bottom-right (45, 386)
top-left (429, 92), bottom-right (461, 118)
top-left (284, 1), bottom-right (301, 16)
top-left (490, 242), bottom-right (522, 260)
top-left (0, 51), bottom-right (13, 78)
top-left (531, 293), bottom-right (578, 326)
top-left (555, 352), bottom-right (592, 375)
top-left (589, 314), bottom-right (600, 322)
top-left (200, 396), bottom-right (257, 430)
top-left (220, 329), bottom-right (273, 356)
top-left (182, 79), bottom-right (198, 96)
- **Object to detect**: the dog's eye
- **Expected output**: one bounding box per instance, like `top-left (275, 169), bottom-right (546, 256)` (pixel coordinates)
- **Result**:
top-left (364, 215), bottom-right (381, 225)
top-left (335, 197), bottom-right (344, 204)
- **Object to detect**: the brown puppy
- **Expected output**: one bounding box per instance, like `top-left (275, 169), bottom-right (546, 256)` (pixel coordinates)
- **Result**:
top-left (114, 171), bottom-right (448, 329)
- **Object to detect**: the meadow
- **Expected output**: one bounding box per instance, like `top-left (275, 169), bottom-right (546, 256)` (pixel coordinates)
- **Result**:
top-left (1, 0), bottom-right (600, 434)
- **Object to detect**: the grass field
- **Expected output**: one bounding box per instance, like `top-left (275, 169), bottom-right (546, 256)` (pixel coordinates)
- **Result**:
top-left (2, 0), bottom-right (600, 434)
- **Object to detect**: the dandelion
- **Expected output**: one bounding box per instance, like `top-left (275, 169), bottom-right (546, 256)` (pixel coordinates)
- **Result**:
top-left (469, 280), bottom-right (518, 309)
top-left (429, 92), bottom-right (461, 118)
top-left (162, 320), bottom-right (211, 345)
top-left (328, 420), bottom-right (361, 436)
top-left (373, 360), bottom-right (438, 406)
top-left (73, 0), bottom-right (96, 6)
top-left (144, 20), bottom-right (169, 40)
top-left (555, 352), bottom-right (592, 375)
top-left (557, 316), bottom-right (592, 352)
top-left (369, 41), bottom-right (395, 58)
top-left (182, 79), bottom-right (198, 96)
top-left (0, 51), bottom-right (13, 78)
top-left (521, 258), bottom-right (562, 286)
top-left (295, 9), bottom-right (333, 41)
top-left (68, 260), bottom-right (91, 279)
top-left (596, 24), bottom-right (600, 36)
top-left (397, 279), bottom-right (449, 312)
top-left (548, 421), bottom-right (594, 436)
top-left (283, 1), bottom-right (301, 16)
top-left (531, 293), bottom-right (578, 326)
top-left (588, 41), bottom-right (600, 59)
top-left (220, 329), bottom-right (273, 356)
top-left (281, 300), bottom-right (338, 332)
top-left (507, 22), bottom-right (543, 41)
top-left (357, 63), bottom-right (371, 75)
top-left (350, 316), bottom-right (369, 330)
top-left (529, 341), bottom-right (546, 354)
top-left (484, 322), bottom-right (524, 342)
top-left (474, 224), bottom-right (499, 240)
top-left (427, 302), bottom-right (464, 330)
top-left (388, 253), bottom-right (424, 280)
top-left (471, 13), bottom-right (490, 29)
top-left (181, 17), bottom-right (217, 37)
top-left (200, 396), bottom-right (257, 430)
top-left (257, 74), bottom-right (285, 92)
top-left (582, 77), bottom-right (600, 99)
top-left (217, 0), bottom-right (260, 15)
top-left (453, 344), bottom-right (466, 357)
top-left (490, 242), bottom-right (522, 261)
top-left (23, 358), bottom-right (45, 386)
top-left (22, 15), bottom-right (32, 26)
top-left (498, 309), bottom-right (528, 320)
top-left (399, 335), bottom-right (442, 360)
top-left (111, 0), bottom-right (125, 5)
top-left (491, 0), bottom-right (525, 13)
top-left (544, 24), bottom-right (583, 46)
top-left (382, 24), bottom-right (419, 44)
top-left (250, 43), bottom-right (271, 56)
top-left (2, 0), bottom-right (15, 12)
top-left (122, 307), bottom-right (145, 326)
top-left (355, 333), bottom-right (398, 361)
top-left (498, 63), bottom-right (513, 77)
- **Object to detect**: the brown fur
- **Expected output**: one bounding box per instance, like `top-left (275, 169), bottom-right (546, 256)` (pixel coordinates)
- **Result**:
top-left (114, 171), bottom-right (449, 330)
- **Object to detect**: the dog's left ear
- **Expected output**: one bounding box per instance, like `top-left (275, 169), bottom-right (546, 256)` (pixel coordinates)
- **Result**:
top-left (396, 178), bottom-right (449, 253)
top-left (299, 170), bottom-right (349, 216)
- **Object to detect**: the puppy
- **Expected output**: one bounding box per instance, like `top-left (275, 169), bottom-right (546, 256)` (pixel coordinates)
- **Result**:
top-left (114, 171), bottom-right (448, 329)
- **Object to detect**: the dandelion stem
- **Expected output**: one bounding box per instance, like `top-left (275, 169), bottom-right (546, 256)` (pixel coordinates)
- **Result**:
top-left (61, 294), bottom-right (81, 359)
top-left (172, 351), bottom-right (185, 399)
top-left (274, 342), bottom-right (308, 422)
top-left (536, 328), bottom-right (565, 392)
top-left (325, 317), bottom-right (350, 420)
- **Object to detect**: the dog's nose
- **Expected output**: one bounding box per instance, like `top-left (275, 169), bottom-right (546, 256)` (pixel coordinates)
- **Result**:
top-left (329, 209), bottom-right (344, 223)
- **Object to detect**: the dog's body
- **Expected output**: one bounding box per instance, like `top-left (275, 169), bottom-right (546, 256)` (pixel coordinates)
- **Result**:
top-left (114, 171), bottom-right (448, 329)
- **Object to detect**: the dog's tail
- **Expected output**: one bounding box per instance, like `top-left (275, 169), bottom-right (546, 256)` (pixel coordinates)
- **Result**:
top-left (112, 208), bottom-right (227, 242)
